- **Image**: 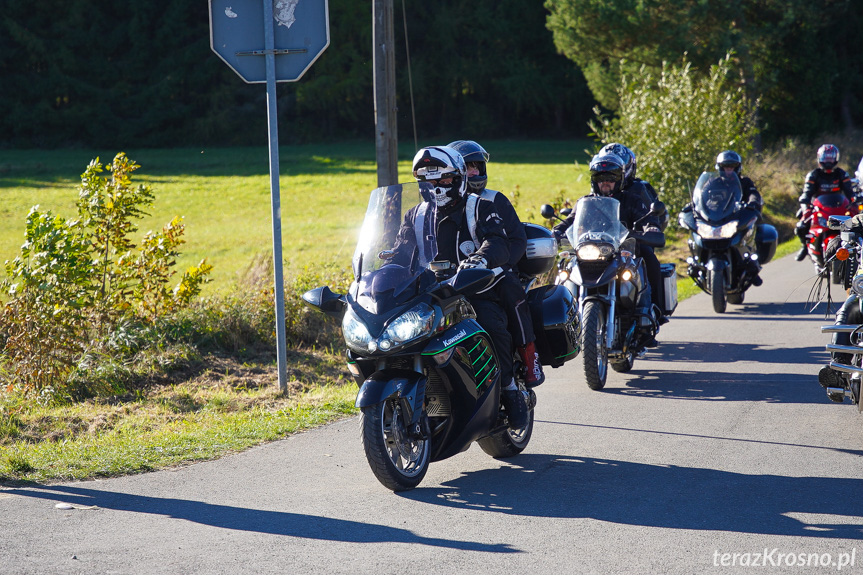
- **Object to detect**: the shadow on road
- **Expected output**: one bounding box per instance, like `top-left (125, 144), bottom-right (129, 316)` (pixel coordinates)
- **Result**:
top-left (3, 483), bottom-right (517, 553)
top-left (401, 453), bottom-right (863, 539)
top-left (601, 368), bottom-right (825, 404)
top-left (642, 341), bottom-right (826, 366)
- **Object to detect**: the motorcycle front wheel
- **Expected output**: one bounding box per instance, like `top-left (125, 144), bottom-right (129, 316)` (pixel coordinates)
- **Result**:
top-left (710, 269), bottom-right (727, 313)
top-left (360, 399), bottom-right (430, 492)
top-left (580, 300), bottom-right (609, 390)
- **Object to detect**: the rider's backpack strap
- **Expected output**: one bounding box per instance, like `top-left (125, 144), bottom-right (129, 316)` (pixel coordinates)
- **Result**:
top-left (465, 193), bottom-right (481, 250)
top-left (414, 202), bottom-right (430, 265)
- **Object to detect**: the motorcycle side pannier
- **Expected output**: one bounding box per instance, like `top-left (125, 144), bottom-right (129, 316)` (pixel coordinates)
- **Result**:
top-left (755, 223), bottom-right (778, 264)
top-left (517, 223), bottom-right (557, 276)
top-left (661, 263), bottom-right (678, 316)
top-left (527, 284), bottom-right (579, 367)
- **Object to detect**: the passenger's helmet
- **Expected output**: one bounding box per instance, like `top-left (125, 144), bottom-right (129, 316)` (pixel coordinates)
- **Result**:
top-left (817, 144), bottom-right (840, 171)
top-left (715, 150), bottom-right (742, 175)
top-left (447, 140), bottom-right (490, 192)
top-left (589, 154), bottom-right (625, 197)
top-left (599, 143), bottom-right (635, 187)
top-left (412, 146), bottom-right (467, 207)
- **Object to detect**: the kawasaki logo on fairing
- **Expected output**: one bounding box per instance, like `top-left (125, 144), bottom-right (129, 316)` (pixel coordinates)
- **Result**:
top-left (443, 330), bottom-right (468, 347)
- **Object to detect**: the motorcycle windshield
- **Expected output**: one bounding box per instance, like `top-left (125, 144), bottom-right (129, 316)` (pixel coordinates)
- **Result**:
top-left (814, 192), bottom-right (848, 209)
top-left (350, 182), bottom-right (437, 314)
top-left (566, 195), bottom-right (628, 250)
top-left (692, 171), bottom-right (742, 222)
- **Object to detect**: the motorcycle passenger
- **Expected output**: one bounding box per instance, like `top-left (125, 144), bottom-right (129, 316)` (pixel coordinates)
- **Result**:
top-left (599, 143), bottom-right (668, 318)
top-left (795, 144), bottom-right (855, 262)
top-left (554, 153), bottom-right (665, 346)
top-left (448, 139), bottom-right (545, 387)
top-left (390, 145), bottom-right (531, 428)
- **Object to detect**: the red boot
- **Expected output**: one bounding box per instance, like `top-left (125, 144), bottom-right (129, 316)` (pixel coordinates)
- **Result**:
top-left (518, 341), bottom-right (545, 388)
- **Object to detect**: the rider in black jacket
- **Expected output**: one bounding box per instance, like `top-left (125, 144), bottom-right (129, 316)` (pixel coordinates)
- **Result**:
top-left (795, 144), bottom-right (856, 261)
top-left (391, 145), bottom-right (531, 428)
top-left (448, 139), bottom-right (545, 387)
top-left (554, 153), bottom-right (665, 346)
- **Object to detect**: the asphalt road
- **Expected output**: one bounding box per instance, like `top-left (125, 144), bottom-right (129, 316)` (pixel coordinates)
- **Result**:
top-left (3, 254), bottom-right (863, 575)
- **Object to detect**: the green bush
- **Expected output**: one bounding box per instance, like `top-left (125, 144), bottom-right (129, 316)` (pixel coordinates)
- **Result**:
top-left (0, 153), bottom-right (212, 399)
top-left (590, 52), bottom-right (760, 217)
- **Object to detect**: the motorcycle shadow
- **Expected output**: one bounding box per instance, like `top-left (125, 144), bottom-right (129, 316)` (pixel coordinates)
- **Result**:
top-left (641, 341), bottom-right (825, 366)
top-left (402, 453), bottom-right (863, 539)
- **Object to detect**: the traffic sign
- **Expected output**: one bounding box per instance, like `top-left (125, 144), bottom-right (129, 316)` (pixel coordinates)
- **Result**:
top-left (209, 0), bottom-right (330, 83)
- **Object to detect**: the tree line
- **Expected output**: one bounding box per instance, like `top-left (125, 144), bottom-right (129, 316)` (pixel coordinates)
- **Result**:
top-left (1, 1), bottom-right (859, 150)
top-left (0, 0), bottom-right (592, 148)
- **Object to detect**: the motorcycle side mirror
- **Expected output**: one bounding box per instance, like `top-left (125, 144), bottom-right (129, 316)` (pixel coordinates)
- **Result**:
top-left (649, 201), bottom-right (665, 216)
top-left (828, 215), bottom-right (851, 231)
top-left (560, 208), bottom-right (573, 217)
top-left (301, 286), bottom-right (347, 320)
top-left (540, 204), bottom-right (557, 219)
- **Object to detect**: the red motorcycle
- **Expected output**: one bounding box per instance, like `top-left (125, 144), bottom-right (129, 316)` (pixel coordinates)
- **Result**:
top-left (803, 192), bottom-right (859, 283)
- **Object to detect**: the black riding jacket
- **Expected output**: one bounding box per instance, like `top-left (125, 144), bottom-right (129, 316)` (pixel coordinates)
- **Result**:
top-left (476, 188), bottom-right (527, 269)
top-left (799, 167), bottom-right (854, 206)
top-left (392, 196), bottom-right (509, 270)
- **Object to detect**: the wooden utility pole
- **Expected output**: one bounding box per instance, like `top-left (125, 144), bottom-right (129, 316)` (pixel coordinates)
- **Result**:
top-left (373, 0), bottom-right (398, 186)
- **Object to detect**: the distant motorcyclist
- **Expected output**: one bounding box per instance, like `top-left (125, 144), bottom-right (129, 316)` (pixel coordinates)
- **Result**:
top-left (795, 144), bottom-right (855, 262)
top-left (554, 153), bottom-right (665, 346)
top-left (390, 145), bottom-right (531, 428)
top-left (599, 143), bottom-right (668, 316)
top-left (448, 139), bottom-right (545, 387)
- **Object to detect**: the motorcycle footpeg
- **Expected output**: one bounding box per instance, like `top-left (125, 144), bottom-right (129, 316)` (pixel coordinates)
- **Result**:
top-left (524, 389), bottom-right (537, 410)
top-left (826, 388), bottom-right (846, 403)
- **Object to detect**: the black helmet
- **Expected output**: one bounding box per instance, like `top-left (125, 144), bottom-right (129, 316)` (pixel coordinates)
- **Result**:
top-left (447, 140), bottom-right (489, 192)
top-left (599, 143), bottom-right (635, 187)
top-left (589, 154), bottom-right (625, 196)
top-left (715, 150), bottom-right (742, 175)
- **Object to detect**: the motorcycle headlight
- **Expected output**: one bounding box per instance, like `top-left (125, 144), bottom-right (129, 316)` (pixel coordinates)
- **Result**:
top-left (342, 309), bottom-right (372, 351)
top-left (385, 303), bottom-right (435, 344)
top-left (696, 221), bottom-right (738, 239)
top-left (577, 243), bottom-right (613, 261)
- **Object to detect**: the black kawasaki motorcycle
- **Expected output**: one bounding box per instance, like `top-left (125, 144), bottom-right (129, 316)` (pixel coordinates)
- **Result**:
top-left (819, 214), bottom-right (863, 409)
top-left (678, 171), bottom-right (778, 313)
top-left (542, 196), bottom-right (676, 391)
top-left (303, 182), bottom-right (578, 491)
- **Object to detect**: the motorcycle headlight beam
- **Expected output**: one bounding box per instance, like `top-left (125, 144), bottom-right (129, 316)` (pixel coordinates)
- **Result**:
top-left (696, 220), bottom-right (738, 239)
top-left (577, 243), bottom-right (613, 261)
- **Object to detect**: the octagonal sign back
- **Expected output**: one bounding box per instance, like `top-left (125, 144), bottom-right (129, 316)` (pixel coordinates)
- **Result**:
top-left (209, 0), bottom-right (330, 83)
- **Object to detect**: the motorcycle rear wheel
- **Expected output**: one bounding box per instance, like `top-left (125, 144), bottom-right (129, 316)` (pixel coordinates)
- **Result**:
top-left (580, 300), bottom-right (608, 390)
top-left (360, 400), bottom-right (430, 492)
top-left (478, 409), bottom-right (534, 458)
top-left (710, 270), bottom-right (727, 313)
top-left (831, 260), bottom-right (844, 285)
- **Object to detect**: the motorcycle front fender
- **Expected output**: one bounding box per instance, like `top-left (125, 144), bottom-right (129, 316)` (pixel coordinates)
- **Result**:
top-left (355, 370), bottom-right (426, 423)
top-left (706, 257), bottom-right (730, 283)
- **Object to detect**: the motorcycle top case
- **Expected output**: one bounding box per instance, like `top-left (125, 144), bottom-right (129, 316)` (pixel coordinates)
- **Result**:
top-left (527, 284), bottom-right (579, 368)
top-left (661, 263), bottom-right (678, 316)
top-left (517, 223), bottom-right (557, 276)
top-left (755, 223), bottom-right (778, 264)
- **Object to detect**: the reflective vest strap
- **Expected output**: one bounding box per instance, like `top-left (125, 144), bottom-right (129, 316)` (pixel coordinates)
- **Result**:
top-left (414, 202), bottom-right (429, 265)
top-left (465, 194), bottom-right (480, 249)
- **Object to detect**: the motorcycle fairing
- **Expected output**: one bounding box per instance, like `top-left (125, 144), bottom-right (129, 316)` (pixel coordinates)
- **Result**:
top-left (692, 171), bottom-right (743, 223)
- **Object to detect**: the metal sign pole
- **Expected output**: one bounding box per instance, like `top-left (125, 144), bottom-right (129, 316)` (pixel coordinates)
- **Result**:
top-left (263, 0), bottom-right (288, 392)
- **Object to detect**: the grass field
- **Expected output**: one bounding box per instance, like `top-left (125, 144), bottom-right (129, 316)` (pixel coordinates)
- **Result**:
top-left (0, 140), bottom-right (595, 292)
